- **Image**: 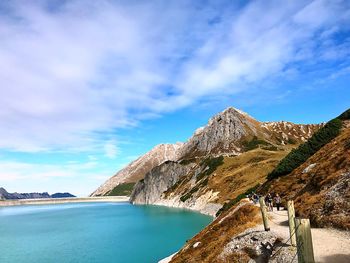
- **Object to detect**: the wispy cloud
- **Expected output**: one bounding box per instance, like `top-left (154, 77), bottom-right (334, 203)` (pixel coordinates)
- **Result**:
top-left (104, 140), bottom-right (119, 159)
top-left (0, 0), bottom-right (349, 152)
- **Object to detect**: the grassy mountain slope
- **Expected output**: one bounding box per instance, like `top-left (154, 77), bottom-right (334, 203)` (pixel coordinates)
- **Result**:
top-left (163, 147), bottom-right (291, 210)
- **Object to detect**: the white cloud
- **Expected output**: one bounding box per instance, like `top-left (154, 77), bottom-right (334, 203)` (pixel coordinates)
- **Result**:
top-left (104, 140), bottom-right (119, 159)
top-left (0, 0), bottom-right (349, 152)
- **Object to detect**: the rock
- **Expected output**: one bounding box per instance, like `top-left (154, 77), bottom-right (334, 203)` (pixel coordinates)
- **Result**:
top-left (193, 242), bottom-right (201, 248)
top-left (302, 163), bottom-right (316, 173)
top-left (220, 227), bottom-right (295, 263)
top-left (251, 236), bottom-right (259, 241)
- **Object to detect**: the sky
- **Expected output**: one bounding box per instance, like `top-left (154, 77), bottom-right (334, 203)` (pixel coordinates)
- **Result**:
top-left (0, 0), bottom-right (349, 196)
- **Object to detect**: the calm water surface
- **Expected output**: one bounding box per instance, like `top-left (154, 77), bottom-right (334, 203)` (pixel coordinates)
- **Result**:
top-left (0, 202), bottom-right (211, 263)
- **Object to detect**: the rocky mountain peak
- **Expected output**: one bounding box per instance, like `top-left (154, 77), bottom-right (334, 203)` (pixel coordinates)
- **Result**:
top-left (208, 107), bottom-right (256, 126)
top-left (178, 107), bottom-right (260, 158)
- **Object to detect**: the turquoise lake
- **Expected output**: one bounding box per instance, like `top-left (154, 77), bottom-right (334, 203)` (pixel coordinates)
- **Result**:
top-left (0, 202), bottom-right (211, 263)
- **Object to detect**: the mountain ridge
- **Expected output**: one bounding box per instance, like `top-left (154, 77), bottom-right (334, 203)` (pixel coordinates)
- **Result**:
top-left (94, 106), bottom-right (321, 199)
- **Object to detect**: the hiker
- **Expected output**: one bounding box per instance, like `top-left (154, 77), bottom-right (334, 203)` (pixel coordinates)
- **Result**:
top-left (274, 194), bottom-right (282, 211)
top-left (252, 193), bottom-right (259, 204)
top-left (265, 193), bottom-right (273, 211)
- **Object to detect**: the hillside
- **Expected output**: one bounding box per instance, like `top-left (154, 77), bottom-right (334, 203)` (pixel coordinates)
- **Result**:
top-left (170, 201), bottom-right (263, 263)
top-left (261, 120), bottom-right (350, 230)
top-left (91, 143), bottom-right (182, 196)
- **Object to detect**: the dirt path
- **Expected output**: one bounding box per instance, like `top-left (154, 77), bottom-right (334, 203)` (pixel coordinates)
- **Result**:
top-left (268, 209), bottom-right (350, 263)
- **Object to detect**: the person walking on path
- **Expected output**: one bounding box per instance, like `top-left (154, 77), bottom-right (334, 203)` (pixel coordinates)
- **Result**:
top-left (253, 193), bottom-right (259, 204)
top-left (274, 194), bottom-right (282, 211)
top-left (265, 193), bottom-right (273, 211)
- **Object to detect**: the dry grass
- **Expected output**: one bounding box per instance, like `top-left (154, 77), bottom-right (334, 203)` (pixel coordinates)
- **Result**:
top-left (209, 148), bottom-right (290, 204)
top-left (170, 202), bottom-right (261, 263)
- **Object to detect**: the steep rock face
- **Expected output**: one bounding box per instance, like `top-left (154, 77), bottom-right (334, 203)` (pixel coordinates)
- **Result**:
top-left (130, 161), bottom-right (195, 204)
top-left (130, 158), bottom-right (223, 215)
top-left (91, 143), bottom-right (183, 196)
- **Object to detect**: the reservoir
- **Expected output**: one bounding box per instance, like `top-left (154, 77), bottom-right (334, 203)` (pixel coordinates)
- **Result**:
top-left (0, 202), bottom-right (211, 263)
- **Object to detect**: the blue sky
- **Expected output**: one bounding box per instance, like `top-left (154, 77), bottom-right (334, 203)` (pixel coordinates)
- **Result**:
top-left (0, 0), bottom-right (349, 196)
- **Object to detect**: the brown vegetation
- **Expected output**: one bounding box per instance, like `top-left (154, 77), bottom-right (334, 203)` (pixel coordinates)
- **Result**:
top-left (170, 202), bottom-right (261, 263)
top-left (209, 148), bottom-right (290, 204)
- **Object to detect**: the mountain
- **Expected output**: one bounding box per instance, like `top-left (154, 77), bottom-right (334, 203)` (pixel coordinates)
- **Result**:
top-left (93, 107), bottom-right (320, 198)
top-left (129, 107), bottom-right (321, 215)
top-left (0, 188), bottom-right (76, 200)
top-left (51, 192), bottom-right (76, 198)
top-left (91, 143), bottom-right (183, 196)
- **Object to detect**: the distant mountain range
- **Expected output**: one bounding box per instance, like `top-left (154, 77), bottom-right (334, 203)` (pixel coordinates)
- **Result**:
top-left (0, 187), bottom-right (76, 200)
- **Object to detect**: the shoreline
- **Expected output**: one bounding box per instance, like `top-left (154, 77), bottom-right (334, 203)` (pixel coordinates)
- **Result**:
top-left (0, 196), bottom-right (130, 207)
top-left (134, 203), bottom-right (216, 219)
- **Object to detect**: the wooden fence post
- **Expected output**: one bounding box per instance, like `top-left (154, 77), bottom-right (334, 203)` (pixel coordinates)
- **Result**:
top-left (295, 218), bottom-right (315, 263)
top-left (287, 200), bottom-right (297, 247)
top-left (259, 197), bottom-right (270, 231)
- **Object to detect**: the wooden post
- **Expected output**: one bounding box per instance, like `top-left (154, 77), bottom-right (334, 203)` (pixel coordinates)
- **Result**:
top-left (287, 200), bottom-right (297, 247)
top-left (259, 197), bottom-right (270, 231)
top-left (295, 218), bottom-right (315, 263)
